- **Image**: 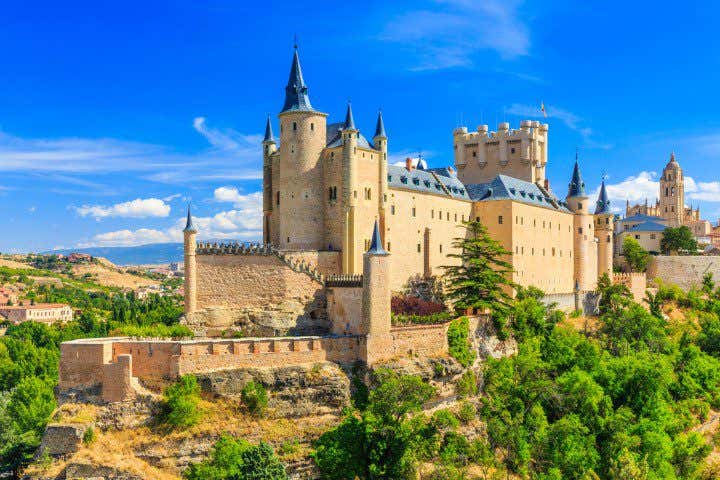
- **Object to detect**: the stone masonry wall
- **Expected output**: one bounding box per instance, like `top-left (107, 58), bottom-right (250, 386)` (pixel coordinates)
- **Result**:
top-left (647, 255), bottom-right (720, 290)
top-left (189, 254), bottom-right (328, 336)
top-left (389, 324), bottom-right (448, 359)
top-left (326, 286), bottom-right (363, 335)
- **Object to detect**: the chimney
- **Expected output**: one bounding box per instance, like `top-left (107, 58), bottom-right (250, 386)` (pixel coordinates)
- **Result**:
top-left (405, 157), bottom-right (414, 172)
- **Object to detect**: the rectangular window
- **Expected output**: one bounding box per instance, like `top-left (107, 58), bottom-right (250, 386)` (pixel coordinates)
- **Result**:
top-left (417, 243), bottom-right (421, 253)
top-left (387, 242), bottom-right (391, 251)
top-left (431, 210), bottom-right (434, 219)
top-left (391, 205), bottom-right (395, 215)
top-left (412, 207), bottom-right (416, 217)
top-left (498, 216), bottom-right (503, 224)
top-left (439, 244), bottom-right (443, 253)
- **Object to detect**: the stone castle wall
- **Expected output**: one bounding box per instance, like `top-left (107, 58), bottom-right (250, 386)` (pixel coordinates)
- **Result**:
top-left (389, 323), bottom-right (448, 358)
top-left (188, 253), bottom-right (328, 336)
top-left (613, 272), bottom-right (647, 303)
top-left (647, 255), bottom-right (720, 290)
top-left (326, 284), bottom-right (363, 335)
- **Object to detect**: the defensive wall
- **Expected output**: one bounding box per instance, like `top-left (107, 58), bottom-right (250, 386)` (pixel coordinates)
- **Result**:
top-left (58, 319), bottom-right (462, 403)
top-left (647, 255), bottom-right (720, 290)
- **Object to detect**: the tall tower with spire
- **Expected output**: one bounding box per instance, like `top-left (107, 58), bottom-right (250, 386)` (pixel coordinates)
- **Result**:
top-left (183, 205), bottom-right (198, 316)
top-left (262, 116), bottom-right (277, 244)
top-left (594, 178), bottom-right (614, 278)
top-left (373, 111), bottom-right (388, 242)
top-left (566, 153), bottom-right (598, 292)
top-left (276, 45), bottom-right (328, 249)
top-left (659, 152), bottom-right (684, 227)
top-left (341, 102), bottom-right (359, 273)
top-left (361, 221), bottom-right (392, 364)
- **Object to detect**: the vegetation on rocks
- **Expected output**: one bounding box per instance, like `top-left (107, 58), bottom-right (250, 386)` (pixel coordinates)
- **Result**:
top-left (184, 435), bottom-right (287, 480)
top-left (447, 317), bottom-right (475, 367)
top-left (162, 375), bottom-right (202, 428)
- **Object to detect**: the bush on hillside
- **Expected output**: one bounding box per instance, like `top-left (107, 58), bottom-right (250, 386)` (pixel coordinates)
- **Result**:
top-left (241, 381), bottom-right (268, 417)
top-left (447, 317), bottom-right (476, 367)
top-left (162, 375), bottom-right (201, 427)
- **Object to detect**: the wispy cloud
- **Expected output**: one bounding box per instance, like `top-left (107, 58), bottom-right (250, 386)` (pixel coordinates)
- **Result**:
top-left (505, 103), bottom-right (612, 149)
top-left (379, 0), bottom-right (529, 71)
top-left (0, 117), bottom-right (263, 184)
top-left (74, 198), bottom-right (171, 220)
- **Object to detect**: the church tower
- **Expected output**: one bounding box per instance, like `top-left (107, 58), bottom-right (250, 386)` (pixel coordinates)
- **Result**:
top-left (659, 152), bottom-right (684, 227)
top-left (594, 179), bottom-right (614, 279)
top-left (276, 45), bottom-right (328, 249)
top-left (566, 153), bottom-right (598, 292)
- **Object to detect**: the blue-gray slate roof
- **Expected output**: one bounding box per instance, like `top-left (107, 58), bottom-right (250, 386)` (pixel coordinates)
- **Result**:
top-left (622, 214), bottom-right (663, 223)
top-left (367, 220), bottom-right (388, 255)
top-left (595, 180), bottom-right (611, 214)
top-left (281, 47), bottom-right (315, 113)
top-left (326, 122), bottom-right (372, 149)
top-left (628, 220), bottom-right (668, 232)
top-left (374, 111), bottom-right (386, 138)
top-left (467, 175), bottom-right (571, 212)
top-left (183, 205), bottom-right (197, 233)
top-left (344, 103), bottom-right (356, 130)
top-left (387, 165), bottom-right (470, 200)
top-left (567, 157), bottom-right (587, 198)
top-left (263, 115), bottom-right (274, 142)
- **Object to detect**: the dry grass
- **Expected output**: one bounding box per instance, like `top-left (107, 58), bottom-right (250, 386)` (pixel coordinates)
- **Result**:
top-left (71, 263), bottom-right (159, 290)
top-left (52, 403), bottom-right (98, 424)
top-left (0, 258), bottom-right (31, 269)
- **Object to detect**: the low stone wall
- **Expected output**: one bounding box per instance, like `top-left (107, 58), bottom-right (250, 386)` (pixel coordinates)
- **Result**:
top-left (542, 291), bottom-right (599, 314)
top-left (188, 254), bottom-right (328, 336)
top-left (613, 272), bottom-right (647, 303)
top-left (647, 255), bottom-right (720, 290)
top-left (389, 323), bottom-right (449, 358)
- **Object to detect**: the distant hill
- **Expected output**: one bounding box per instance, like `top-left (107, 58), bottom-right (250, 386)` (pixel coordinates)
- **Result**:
top-left (46, 243), bottom-right (185, 266)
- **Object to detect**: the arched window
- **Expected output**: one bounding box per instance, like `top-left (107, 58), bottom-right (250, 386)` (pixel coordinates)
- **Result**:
top-left (293, 122), bottom-right (297, 131)
top-left (276, 191), bottom-right (280, 206)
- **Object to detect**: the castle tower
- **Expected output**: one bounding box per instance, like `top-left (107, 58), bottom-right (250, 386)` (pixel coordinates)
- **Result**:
top-left (341, 102), bottom-right (359, 273)
top-left (183, 206), bottom-right (198, 315)
top-left (262, 116), bottom-right (277, 244)
top-left (373, 110), bottom-right (388, 243)
top-left (594, 179), bottom-right (614, 278)
top-left (277, 45), bottom-right (328, 249)
top-left (361, 221), bottom-right (392, 364)
top-left (566, 154), bottom-right (598, 292)
top-left (659, 152), bottom-right (684, 227)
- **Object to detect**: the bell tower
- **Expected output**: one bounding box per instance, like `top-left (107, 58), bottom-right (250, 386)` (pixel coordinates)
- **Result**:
top-left (659, 152), bottom-right (684, 227)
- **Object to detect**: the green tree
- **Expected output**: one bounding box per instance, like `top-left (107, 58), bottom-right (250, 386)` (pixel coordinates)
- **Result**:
top-left (185, 435), bottom-right (287, 480)
top-left (597, 273), bottom-right (633, 316)
top-left (623, 237), bottom-right (651, 272)
top-left (162, 375), bottom-right (201, 427)
top-left (661, 226), bottom-right (698, 254)
top-left (442, 220), bottom-right (516, 319)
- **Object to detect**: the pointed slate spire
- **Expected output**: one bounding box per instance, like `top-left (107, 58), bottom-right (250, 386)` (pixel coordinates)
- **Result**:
top-left (595, 179), bottom-right (611, 214)
top-left (374, 110), bottom-right (386, 138)
top-left (183, 205), bottom-right (197, 233)
top-left (366, 220), bottom-right (388, 255)
top-left (263, 115), bottom-right (274, 143)
top-left (281, 45), bottom-right (314, 113)
top-left (344, 102), bottom-right (356, 130)
top-left (567, 150), bottom-right (587, 198)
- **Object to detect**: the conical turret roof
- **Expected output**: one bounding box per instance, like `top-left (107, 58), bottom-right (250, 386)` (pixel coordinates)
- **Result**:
top-left (595, 179), bottom-right (611, 214)
top-left (263, 115), bottom-right (274, 143)
top-left (344, 102), bottom-right (356, 130)
top-left (183, 205), bottom-right (197, 233)
top-left (374, 110), bottom-right (386, 138)
top-left (567, 152), bottom-right (587, 198)
top-left (366, 220), bottom-right (388, 255)
top-left (281, 46), bottom-right (314, 113)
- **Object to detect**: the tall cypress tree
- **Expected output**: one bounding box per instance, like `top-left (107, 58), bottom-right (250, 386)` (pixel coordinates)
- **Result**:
top-left (442, 220), bottom-right (516, 318)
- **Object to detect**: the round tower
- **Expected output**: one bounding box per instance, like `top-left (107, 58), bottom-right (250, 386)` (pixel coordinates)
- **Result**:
top-left (659, 152), bottom-right (684, 227)
top-left (341, 103), bottom-right (359, 273)
top-left (594, 179), bottom-right (614, 279)
top-left (566, 153), bottom-right (598, 292)
top-left (277, 46), bottom-right (328, 250)
top-left (373, 110), bottom-right (388, 244)
top-left (183, 206), bottom-right (198, 316)
top-left (361, 221), bottom-right (392, 364)
top-left (262, 116), bottom-right (277, 245)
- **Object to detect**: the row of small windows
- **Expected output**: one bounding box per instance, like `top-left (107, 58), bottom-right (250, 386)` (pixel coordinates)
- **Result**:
top-left (388, 174), bottom-right (465, 195)
top-left (283, 122), bottom-right (315, 133)
top-left (513, 245), bottom-right (573, 258)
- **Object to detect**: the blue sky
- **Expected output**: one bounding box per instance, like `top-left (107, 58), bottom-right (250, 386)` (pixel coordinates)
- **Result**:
top-left (2, 0), bottom-right (720, 252)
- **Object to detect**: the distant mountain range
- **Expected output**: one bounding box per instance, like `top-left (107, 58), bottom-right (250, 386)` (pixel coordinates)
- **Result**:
top-left (46, 243), bottom-right (185, 266)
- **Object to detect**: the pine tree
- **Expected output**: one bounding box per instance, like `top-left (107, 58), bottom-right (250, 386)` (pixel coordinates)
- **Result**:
top-left (443, 220), bottom-right (516, 318)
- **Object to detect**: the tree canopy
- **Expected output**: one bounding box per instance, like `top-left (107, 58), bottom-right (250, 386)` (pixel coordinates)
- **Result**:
top-left (623, 236), bottom-right (651, 272)
top-left (661, 226), bottom-right (698, 254)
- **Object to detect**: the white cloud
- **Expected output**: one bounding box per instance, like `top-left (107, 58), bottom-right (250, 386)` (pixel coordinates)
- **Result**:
top-left (78, 192), bottom-right (264, 247)
top-left (213, 187), bottom-right (263, 209)
top-left (379, 0), bottom-right (529, 70)
top-left (28, 206), bottom-right (36, 213)
top-left (0, 117), bottom-right (263, 184)
top-left (162, 193), bottom-right (182, 202)
top-left (75, 198), bottom-right (171, 220)
top-left (688, 180), bottom-right (720, 202)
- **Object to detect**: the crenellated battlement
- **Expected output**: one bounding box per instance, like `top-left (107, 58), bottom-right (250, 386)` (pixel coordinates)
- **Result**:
top-left (325, 274), bottom-right (363, 288)
top-left (196, 241), bottom-right (276, 256)
top-left (453, 120), bottom-right (549, 143)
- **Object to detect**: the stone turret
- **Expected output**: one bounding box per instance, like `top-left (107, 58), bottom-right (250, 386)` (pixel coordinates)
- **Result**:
top-left (373, 110), bottom-right (388, 247)
top-left (566, 153), bottom-right (598, 292)
top-left (594, 179), bottom-right (614, 278)
top-left (342, 102), bottom-right (359, 273)
top-left (277, 45), bottom-right (328, 250)
top-left (183, 205), bottom-right (198, 315)
top-left (361, 221), bottom-right (392, 364)
top-left (262, 115), bottom-right (277, 244)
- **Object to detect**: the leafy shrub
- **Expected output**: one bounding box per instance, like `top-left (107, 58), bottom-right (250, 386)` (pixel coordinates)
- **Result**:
top-left (185, 435), bottom-right (287, 480)
top-left (113, 324), bottom-right (193, 338)
top-left (392, 311), bottom-right (453, 326)
top-left (447, 317), bottom-right (476, 367)
top-left (241, 381), bottom-right (268, 417)
top-left (391, 295), bottom-right (444, 316)
top-left (432, 409), bottom-right (460, 430)
top-left (455, 370), bottom-right (478, 398)
top-left (82, 426), bottom-right (96, 445)
top-left (457, 401), bottom-right (476, 424)
top-left (162, 375), bottom-right (201, 427)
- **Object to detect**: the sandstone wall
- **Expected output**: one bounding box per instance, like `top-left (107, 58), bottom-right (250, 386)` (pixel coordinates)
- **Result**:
top-left (647, 255), bottom-right (720, 290)
top-left (281, 250), bottom-right (341, 276)
top-left (613, 272), bottom-right (647, 303)
top-left (388, 323), bottom-right (448, 359)
top-left (191, 254), bottom-right (328, 336)
top-left (326, 286), bottom-right (363, 335)
top-left (59, 340), bottom-right (113, 391)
